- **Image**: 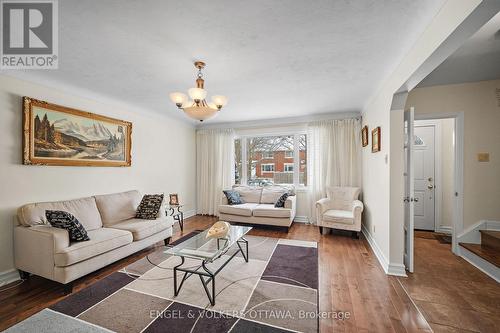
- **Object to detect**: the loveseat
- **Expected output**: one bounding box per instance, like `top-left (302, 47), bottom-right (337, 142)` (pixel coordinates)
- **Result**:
top-left (219, 185), bottom-right (296, 229)
top-left (14, 190), bottom-right (173, 292)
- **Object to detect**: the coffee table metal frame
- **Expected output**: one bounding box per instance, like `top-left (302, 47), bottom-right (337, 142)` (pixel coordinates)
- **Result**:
top-left (171, 236), bottom-right (249, 306)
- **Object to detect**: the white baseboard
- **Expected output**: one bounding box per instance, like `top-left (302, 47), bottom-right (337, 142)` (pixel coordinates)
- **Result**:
top-left (436, 226), bottom-right (452, 234)
top-left (0, 269), bottom-right (20, 286)
top-left (361, 225), bottom-right (407, 277)
top-left (458, 246), bottom-right (500, 283)
top-left (294, 216), bottom-right (309, 223)
top-left (183, 209), bottom-right (197, 219)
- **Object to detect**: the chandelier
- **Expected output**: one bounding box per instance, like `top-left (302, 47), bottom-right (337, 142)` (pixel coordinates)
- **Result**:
top-left (169, 61), bottom-right (227, 122)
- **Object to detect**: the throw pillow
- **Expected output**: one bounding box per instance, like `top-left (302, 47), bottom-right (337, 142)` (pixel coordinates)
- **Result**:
top-left (274, 193), bottom-right (290, 208)
top-left (223, 190), bottom-right (242, 205)
top-left (46, 210), bottom-right (90, 242)
top-left (136, 194), bottom-right (164, 219)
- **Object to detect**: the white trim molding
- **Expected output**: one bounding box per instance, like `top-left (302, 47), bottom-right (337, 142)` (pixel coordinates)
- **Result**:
top-left (362, 225), bottom-right (407, 277)
top-left (294, 216), bottom-right (309, 223)
top-left (457, 220), bottom-right (500, 282)
top-left (0, 269), bottom-right (20, 286)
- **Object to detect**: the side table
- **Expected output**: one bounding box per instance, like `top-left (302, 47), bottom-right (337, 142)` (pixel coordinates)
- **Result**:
top-left (167, 205), bottom-right (184, 231)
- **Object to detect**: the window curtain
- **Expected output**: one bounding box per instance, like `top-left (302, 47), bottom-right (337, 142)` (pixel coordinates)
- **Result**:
top-left (307, 118), bottom-right (361, 223)
top-left (196, 128), bottom-right (235, 216)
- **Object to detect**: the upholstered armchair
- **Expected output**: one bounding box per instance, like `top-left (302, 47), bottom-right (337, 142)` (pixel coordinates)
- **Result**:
top-left (316, 186), bottom-right (363, 237)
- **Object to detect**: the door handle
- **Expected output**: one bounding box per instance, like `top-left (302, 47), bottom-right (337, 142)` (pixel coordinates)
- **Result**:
top-left (427, 184), bottom-right (434, 189)
top-left (414, 197), bottom-right (419, 202)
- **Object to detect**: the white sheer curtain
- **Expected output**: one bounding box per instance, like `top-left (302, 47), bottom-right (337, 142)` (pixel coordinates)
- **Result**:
top-left (196, 128), bottom-right (235, 216)
top-left (307, 118), bottom-right (361, 223)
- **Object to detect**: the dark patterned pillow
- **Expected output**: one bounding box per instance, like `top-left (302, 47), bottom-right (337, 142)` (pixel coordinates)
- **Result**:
top-left (223, 190), bottom-right (242, 205)
top-left (136, 194), bottom-right (164, 219)
top-left (46, 210), bottom-right (90, 242)
top-left (274, 193), bottom-right (290, 208)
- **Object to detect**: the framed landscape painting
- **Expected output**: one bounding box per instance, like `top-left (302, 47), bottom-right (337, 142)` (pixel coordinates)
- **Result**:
top-left (23, 97), bottom-right (132, 166)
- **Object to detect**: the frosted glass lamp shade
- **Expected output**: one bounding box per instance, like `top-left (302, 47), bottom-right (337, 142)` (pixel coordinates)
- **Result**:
top-left (211, 95), bottom-right (228, 108)
top-left (188, 88), bottom-right (207, 101)
top-left (208, 102), bottom-right (218, 110)
top-left (169, 92), bottom-right (187, 106)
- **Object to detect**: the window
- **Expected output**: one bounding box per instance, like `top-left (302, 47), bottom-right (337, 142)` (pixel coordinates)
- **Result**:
top-left (261, 163), bottom-right (275, 172)
top-left (262, 151), bottom-right (274, 159)
top-left (233, 134), bottom-right (307, 186)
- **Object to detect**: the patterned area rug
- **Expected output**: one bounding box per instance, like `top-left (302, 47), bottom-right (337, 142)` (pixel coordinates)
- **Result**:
top-left (5, 234), bottom-right (319, 333)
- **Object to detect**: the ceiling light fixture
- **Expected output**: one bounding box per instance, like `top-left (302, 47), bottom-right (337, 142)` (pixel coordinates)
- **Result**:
top-left (169, 61), bottom-right (227, 122)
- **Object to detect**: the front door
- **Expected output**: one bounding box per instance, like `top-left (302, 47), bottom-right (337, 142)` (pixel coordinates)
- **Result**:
top-left (413, 125), bottom-right (435, 231)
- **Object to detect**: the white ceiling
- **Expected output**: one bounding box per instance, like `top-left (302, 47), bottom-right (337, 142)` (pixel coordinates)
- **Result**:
top-left (418, 11), bottom-right (500, 88)
top-left (4, 0), bottom-right (446, 124)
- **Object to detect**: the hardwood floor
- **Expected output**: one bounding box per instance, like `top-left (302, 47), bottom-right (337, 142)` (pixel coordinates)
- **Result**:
top-left (0, 216), bottom-right (497, 332)
top-left (400, 231), bottom-right (500, 333)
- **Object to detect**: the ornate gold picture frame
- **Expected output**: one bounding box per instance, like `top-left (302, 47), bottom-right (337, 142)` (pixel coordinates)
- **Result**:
top-left (23, 97), bottom-right (132, 166)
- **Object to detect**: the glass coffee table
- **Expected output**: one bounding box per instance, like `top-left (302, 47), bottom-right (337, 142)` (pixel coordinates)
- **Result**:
top-left (165, 225), bottom-right (252, 305)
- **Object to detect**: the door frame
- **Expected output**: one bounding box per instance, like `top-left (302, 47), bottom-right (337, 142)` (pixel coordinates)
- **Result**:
top-left (413, 119), bottom-right (443, 233)
top-left (414, 112), bottom-right (464, 254)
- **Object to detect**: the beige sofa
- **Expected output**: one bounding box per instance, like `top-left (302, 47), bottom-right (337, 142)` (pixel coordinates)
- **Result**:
top-left (14, 190), bottom-right (173, 292)
top-left (219, 185), bottom-right (296, 229)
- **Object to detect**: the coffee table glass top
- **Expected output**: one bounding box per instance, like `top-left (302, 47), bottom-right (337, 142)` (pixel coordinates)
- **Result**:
top-left (165, 225), bottom-right (252, 262)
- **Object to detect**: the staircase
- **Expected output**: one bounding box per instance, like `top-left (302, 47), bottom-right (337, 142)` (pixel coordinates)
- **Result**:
top-left (459, 230), bottom-right (500, 268)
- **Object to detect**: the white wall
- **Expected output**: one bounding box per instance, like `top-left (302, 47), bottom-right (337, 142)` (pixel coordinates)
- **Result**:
top-left (440, 118), bottom-right (455, 228)
top-left (361, 0), bottom-right (481, 274)
top-left (0, 75), bottom-right (196, 278)
top-left (406, 80), bottom-right (500, 229)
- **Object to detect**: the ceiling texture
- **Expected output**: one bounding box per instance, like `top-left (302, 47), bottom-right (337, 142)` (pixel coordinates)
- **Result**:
top-left (4, 0), bottom-right (446, 124)
top-left (418, 11), bottom-right (500, 88)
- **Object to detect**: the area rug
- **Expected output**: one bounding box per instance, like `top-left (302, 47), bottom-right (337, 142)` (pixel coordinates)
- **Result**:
top-left (434, 234), bottom-right (452, 244)
top-left (5, 235), bottom-right (319, 333)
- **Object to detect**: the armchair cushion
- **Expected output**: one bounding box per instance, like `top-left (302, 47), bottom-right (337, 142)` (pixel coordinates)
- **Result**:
top-left (323, 209), bottom-right (354, 225)
top-left (326, 187), bottom-right (361, 211)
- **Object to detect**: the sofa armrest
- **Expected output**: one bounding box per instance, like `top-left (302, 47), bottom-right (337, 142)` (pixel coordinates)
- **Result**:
top-left (14, 225), bottom-right (70, 278)
top-left (352, 200), bottom-right (364, 227)
top-left (316, 198), bottom-right (332, 214)
top-left (284, 195), bottom-right (297, 220)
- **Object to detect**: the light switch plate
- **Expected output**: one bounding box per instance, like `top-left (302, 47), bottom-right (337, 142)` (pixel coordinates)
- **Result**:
top-left (477, 153), bottom-right (490, 162)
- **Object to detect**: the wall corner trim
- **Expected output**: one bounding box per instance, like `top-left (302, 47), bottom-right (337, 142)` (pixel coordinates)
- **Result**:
top-left (361, 225), bottom-right (407, 277)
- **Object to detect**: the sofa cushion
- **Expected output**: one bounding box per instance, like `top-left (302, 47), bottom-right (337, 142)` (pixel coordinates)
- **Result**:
top-left (94, 190), bottom-right (141, 226)
top-left (46, 210), bottom-right (90, 242)
top-left (135, 194), bottom-right (164, 219)
top-left (260, 185), bottom-right (294, 204)
top-left (232, 186), bottom-right (262, 203)
top-left (252, 204), bottom-right (291, 218)
top-left (219, 203), bottom-right (259, 217)
top-left (222, 190), bottom-right (242, 205)
top-left (323, 209), bottom-right (354, 225)
top-left (111, 217), bottom-right (173, 241)
top-left (17, 196), bottom-right (103, 231)
top-left (54, 228), bottom-right (132, 267)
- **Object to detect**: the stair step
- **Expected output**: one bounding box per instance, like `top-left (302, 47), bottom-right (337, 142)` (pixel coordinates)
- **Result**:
top-left (459, 242), bottom-right (500, 268)
top-left (480, 230), bottom-right (500, 252)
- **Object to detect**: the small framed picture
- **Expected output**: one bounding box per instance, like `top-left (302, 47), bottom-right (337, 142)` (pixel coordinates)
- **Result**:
top-left (372, 127), bottom-right (381, 153)
top-left (169, 193), bottom-right (179, 205)
top-left (362, 126), bottom-right (369, 147)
